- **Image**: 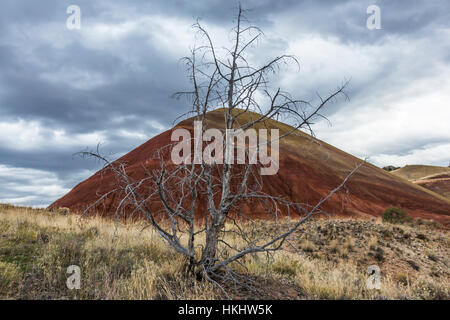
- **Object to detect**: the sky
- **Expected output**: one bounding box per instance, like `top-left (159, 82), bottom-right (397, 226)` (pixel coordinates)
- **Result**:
top-left (0, 0), bottom-right (449, 207)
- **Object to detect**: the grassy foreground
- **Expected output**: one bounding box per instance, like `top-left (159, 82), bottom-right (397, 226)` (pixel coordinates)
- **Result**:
top-left (0, 204), bottom-right (448, 300)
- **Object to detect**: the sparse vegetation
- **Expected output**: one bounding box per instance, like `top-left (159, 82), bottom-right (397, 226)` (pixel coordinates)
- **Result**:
top-left (0, 205), bottom-right (448, 300)
top-left (395, 272), bottom-right (409, 286)
top-left (299, 239), bottom-right (316, 253)
top-left (368, 235), bottom-right (378, 250)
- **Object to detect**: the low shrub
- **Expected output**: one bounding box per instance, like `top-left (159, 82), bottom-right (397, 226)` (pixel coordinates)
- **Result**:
top-left (382, 207), bottom-right (412, 224)
top-left (57, 207), bottom-right (70, 215)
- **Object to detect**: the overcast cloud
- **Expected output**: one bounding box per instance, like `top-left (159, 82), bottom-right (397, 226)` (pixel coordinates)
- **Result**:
top-left (0, 0), bottom-right (449, 206)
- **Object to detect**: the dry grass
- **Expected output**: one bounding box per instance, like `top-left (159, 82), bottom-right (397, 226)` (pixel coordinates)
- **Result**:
top-left (0, 204), bottom-right (448, 300)
top-left (0, 204), bottom-right (219, 299)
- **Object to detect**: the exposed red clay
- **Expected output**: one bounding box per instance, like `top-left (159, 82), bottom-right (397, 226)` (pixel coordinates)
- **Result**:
top-left (50, 110), bottom-right (450, 225)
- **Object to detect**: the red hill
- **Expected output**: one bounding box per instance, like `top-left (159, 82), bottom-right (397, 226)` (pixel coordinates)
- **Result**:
top-left (50, 109), bottom-right (450, 225)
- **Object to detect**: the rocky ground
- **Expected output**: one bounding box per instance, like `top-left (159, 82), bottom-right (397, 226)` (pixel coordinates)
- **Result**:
top-left (290, 218), bottom-right (449, 281)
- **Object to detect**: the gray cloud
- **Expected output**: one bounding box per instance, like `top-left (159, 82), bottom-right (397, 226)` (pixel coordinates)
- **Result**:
top-left (0, 0), bottom-right (449, 206)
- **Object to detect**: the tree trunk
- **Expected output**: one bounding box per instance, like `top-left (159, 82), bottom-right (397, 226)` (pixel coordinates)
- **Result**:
top-left (202, 226), bottom-right (219, 267)
top-left (201, 215), bottom-right (225, 273)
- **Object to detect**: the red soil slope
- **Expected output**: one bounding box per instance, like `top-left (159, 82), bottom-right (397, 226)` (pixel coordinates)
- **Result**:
top-left (415, 173), bottom-right (450, 200)
top-left (50, 109), bottom-right (450, 225)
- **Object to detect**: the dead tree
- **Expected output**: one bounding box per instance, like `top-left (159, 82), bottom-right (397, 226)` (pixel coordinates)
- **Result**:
top-left (81, 6), bottom-right (359, 288)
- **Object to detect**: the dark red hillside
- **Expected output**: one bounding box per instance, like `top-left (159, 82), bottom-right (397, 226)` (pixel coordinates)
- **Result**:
top-left (50, 109), bottom-right (450, 225)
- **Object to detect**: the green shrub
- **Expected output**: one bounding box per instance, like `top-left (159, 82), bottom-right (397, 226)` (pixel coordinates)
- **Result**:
top-left (57, 207), bottom-right (70, 215)
top-left (382, 206), bottom-right (412, 224)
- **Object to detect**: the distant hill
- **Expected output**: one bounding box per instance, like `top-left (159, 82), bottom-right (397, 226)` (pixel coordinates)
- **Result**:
top-left (50, 109), bottom-right (450, 225)
top-left (391, 165), bottom-right (450, 200)
top-left (391, 165), bottom-right (450, 181)
top-left (415, 173), bottom-right (450, 200)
